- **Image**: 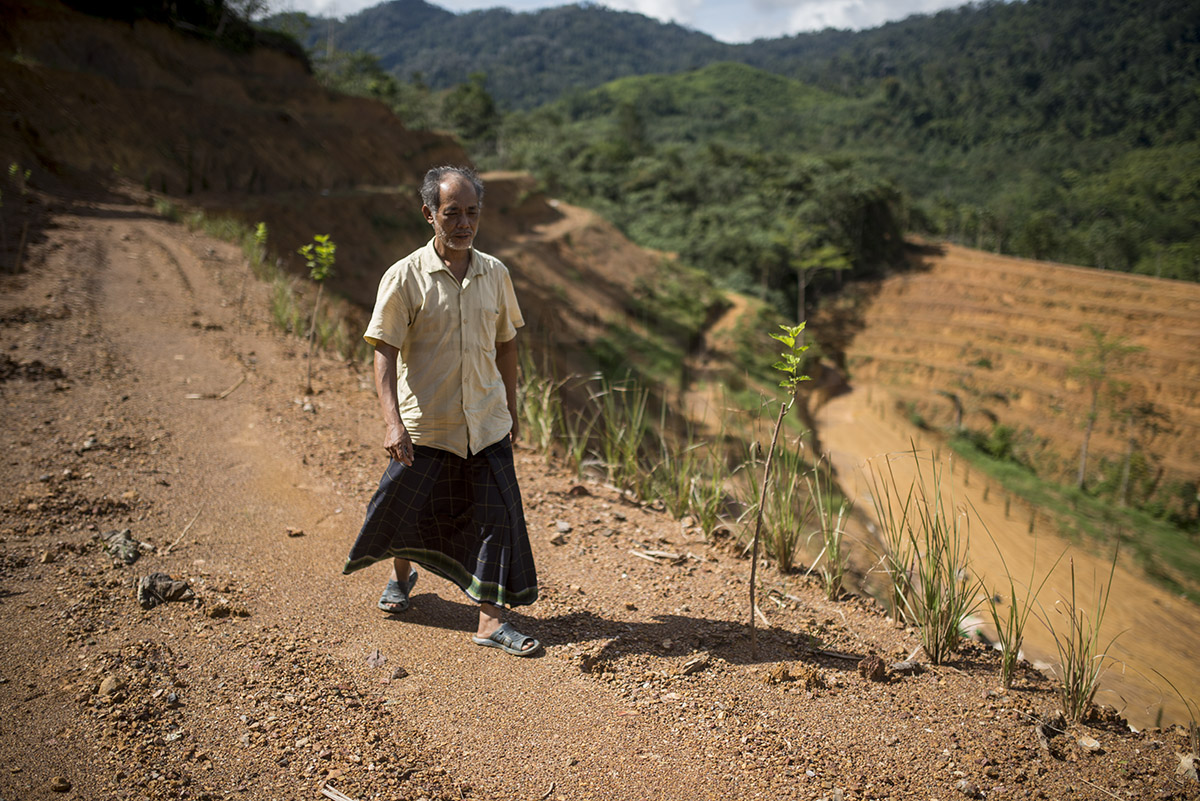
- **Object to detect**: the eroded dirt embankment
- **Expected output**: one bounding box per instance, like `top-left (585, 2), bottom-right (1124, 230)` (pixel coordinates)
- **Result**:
top-left (816, 385), bottom-right (1200, 731)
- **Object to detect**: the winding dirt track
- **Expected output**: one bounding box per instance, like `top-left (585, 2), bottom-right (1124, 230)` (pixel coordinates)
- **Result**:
top-left (816, 386), bottom-right (1200, 729)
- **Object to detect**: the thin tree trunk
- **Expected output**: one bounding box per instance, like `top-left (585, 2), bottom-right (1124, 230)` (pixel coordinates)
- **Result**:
top-left (749, 399), bottom-right (789, 657)
top-left (1077, 393), bottom-right (1097, 491)
top-left (306, 283), bottom-right (324, 394)
top-left (1118, 435), bottom-right (1135, 507)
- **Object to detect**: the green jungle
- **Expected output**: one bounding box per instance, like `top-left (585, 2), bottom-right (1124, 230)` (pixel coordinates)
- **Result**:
top-left (275, 0), bottom-right (1200, 307)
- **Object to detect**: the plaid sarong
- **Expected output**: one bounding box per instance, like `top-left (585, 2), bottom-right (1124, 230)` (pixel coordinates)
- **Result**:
top-left (343, 438), bottom-right (538, 608)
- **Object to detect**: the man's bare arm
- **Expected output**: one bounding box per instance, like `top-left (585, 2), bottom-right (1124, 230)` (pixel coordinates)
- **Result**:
top-left (374, 343), bottom-right (414, 466)
top-left (496, 336), bottom-right (520, 443)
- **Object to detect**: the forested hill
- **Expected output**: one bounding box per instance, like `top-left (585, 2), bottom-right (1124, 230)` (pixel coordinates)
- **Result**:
top-left (284, 0), bottom-right (730, 109)
top-left (282, 0), bottom-right (1198, 138)
top-left (748, 0), bottom-right (1200, 158)
top-left (280, 0), bottom-right (1200, 282)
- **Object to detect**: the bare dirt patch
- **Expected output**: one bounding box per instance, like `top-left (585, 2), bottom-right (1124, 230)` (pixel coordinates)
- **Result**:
top-left (1, 189), bottom-right (1196, 801)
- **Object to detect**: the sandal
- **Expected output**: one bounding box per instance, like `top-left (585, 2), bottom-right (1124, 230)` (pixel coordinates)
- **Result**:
top-left (377, 569), bottom-right (418, 613)
top-left (471, 621), bottom-right (542, 657)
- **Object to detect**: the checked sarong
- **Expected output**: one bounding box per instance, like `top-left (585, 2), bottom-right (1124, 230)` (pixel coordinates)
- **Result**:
top-left (343, 438), bottom-right (538, 608)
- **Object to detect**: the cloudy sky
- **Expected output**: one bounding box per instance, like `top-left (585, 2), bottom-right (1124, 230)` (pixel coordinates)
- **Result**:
top-left (274, 0), bottom-right (973, 43)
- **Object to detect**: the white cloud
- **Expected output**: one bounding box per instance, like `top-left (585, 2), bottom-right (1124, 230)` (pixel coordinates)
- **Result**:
top-left (770, 0), bottom-right (964, 33)
top-left (594, 0), bottom-right (706, 27)
top-left (269, 0), bottom-right (368, 17)
top-left (267, 0), bottom-right (970, 40)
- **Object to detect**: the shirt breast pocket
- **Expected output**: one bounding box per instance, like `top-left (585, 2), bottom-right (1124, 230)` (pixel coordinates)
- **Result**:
top-left (478, 305), bottom-right (500, 349)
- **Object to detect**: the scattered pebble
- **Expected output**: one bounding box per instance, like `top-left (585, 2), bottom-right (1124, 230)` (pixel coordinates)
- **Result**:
top-left (857, 654), bottom-right (887, 682)
top-left (98, 675), bottom-right (125, 697)
top-left (956, 778), bottom-right (981, 798)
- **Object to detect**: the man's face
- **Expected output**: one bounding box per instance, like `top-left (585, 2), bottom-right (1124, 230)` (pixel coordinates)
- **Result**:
top-left (424, 176), bottom-right (481, 253)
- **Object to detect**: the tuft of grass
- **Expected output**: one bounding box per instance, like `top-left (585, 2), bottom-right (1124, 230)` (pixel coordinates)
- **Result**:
top-left (1041, 551), bottom-right (1120, 724)
top-left (517, 348), bottom-right (563, 454)
top-left (591, 376), bottom-right (651, 495)
top-left (806, 454), bottom-right (851, 600)
top-left (561, 387), bottom-right (601, 478)
top-left (153, 198), bottom-right (182, 222)
top-left (867, 447), bottom-right (982, 664)
top-left (644, 419), bottom-right (708, 519)
top-left (762, 441), bottom-right (812, 574)
top-left (688, 440), bottom-right (734, 540)
top-left (980, 536), bottom-right (1064, 689)
top-left (270, 275), bottom-right (303, 335)
top-left (867, 452), bottom-right (917, 623)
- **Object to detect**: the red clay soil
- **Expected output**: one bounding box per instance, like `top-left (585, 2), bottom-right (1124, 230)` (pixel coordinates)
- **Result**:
top-left (1, 3), bottom-right (1198, 799)
top-left (1, 185), bottom-right (1196, 801)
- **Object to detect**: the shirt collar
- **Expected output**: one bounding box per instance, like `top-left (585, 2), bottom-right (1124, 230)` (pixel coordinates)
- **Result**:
top-left (420, 238), bottom-right (483, 278)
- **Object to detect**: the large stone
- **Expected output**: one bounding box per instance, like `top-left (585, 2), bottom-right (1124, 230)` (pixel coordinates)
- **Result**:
top-left (679, 652), bottom-right (710, 676)
top-left (857, 654), bottom-right (887, 682)
top-left (136, 573), bottom-right (195, 609)
top-left (99, 675), bottom-right (125, 697)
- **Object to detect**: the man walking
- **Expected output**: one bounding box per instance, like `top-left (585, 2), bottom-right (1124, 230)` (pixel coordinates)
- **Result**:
top-left (343, 165), bottom-right (540, 656)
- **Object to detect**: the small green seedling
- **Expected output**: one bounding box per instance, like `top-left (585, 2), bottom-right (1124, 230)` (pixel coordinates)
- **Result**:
top-left (748, 322), bottom-right (810, 655)
top-left (297, 234), bottom-right (336, 393)
top-left (8, 162), bottom-right (30, 194)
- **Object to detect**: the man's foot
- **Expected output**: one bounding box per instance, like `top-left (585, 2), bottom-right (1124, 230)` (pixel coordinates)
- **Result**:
top-left (378, 568), bottom-right (418, 613)
top-left (471, 621), bottom-right (541, 657)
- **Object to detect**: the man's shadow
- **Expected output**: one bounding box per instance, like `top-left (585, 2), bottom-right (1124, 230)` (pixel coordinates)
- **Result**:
top-left (392, 591), bottom-right (860, 671)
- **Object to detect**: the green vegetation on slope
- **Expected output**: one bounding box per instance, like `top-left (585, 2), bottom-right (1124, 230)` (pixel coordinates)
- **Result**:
top-left (948, 434), bottom-right (1200, 605)
top-left (272, 0), bottom-right (729, 109)
top-left (290, 0), bottom-right (1200, 280)
top-left (492, 63), bottom-right (907, 320)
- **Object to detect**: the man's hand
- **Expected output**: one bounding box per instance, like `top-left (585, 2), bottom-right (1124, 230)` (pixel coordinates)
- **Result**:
top-left (496, 336), bottom-right (520, 447)
top-left (384, 422), bottom-right (414, 466)
top-left (374, 343), bottom-right (412, 466)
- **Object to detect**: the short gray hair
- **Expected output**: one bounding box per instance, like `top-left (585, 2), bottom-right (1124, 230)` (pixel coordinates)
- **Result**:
top-left (420, 166), bottom-right (484, 211)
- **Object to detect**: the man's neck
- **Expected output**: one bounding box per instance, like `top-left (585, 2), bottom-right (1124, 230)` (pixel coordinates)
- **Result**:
top-left (434, 241), bottom-right (471, 282)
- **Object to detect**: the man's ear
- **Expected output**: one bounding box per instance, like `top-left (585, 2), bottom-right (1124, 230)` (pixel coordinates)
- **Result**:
top-left (422, 205), bottom-right (435, 224)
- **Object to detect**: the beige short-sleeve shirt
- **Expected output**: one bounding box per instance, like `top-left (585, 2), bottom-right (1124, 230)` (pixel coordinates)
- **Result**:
top-left (364, 240), bottom-right (524, 457)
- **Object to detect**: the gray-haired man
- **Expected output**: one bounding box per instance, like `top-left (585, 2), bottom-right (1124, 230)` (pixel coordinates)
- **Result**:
top-left (343, 165), bottom-right (539, 656)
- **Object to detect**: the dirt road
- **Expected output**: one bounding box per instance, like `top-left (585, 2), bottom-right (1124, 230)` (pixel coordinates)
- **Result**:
top-left (1, 192), bottom-right (1193, 800)
top-left (815, 386), bottom-right (1200, 729)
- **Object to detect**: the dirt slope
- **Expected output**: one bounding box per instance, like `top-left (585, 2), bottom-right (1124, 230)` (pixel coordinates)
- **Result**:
top-left (809, 244), bottom-right (1200, 730)
top-left (815, 387), bottom-right (1200, 731)
top-left (1, 181), bottom-right (1195, 801)
top-left (835, 243), bottom-right (1200, 491)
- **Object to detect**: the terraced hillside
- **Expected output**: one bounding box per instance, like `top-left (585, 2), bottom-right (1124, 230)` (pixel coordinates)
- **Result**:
top-left (839, 244), bottom-right (1200, 496)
